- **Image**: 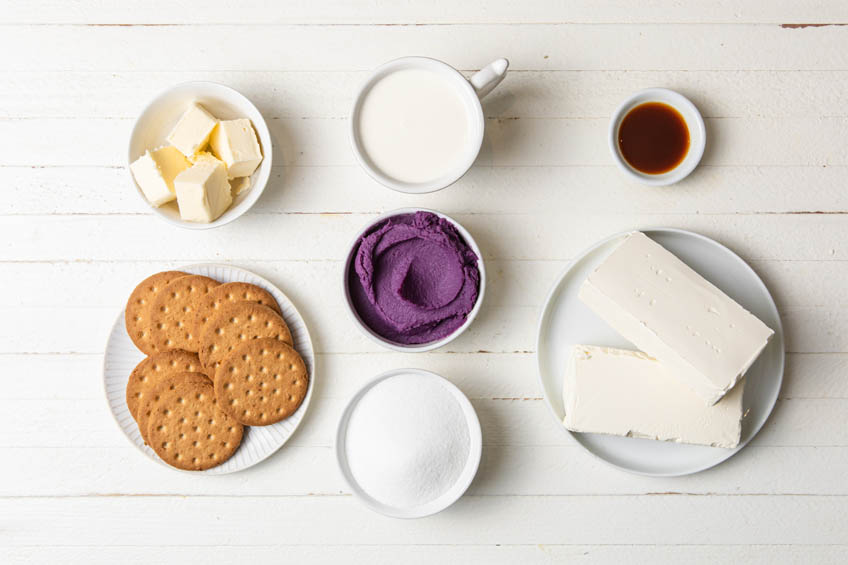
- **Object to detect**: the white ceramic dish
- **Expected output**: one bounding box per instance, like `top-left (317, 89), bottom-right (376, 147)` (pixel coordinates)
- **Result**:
top-left (335, 368), bottom-right (482, 519)
top-left (103, 263), bottom-right (315, 474)
top-left (608, 88), bottom-right (706, 186)
top-left (342, 207), bottom-right (486, 352)
top-left (128, 81), bottom-right (273, 229)
top-left (537, 228), bottom-right (785, 476)
top-left (350, 56), bottom-right (508, 194)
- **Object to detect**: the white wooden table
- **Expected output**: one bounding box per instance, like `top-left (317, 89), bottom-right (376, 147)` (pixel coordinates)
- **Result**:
top-left (2, 2), bottom-right (848, 563)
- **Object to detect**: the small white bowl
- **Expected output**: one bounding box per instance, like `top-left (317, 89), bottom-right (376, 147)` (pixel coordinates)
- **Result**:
top-left (335, 368), bottom-right (483, 519)
top-left (342, 208), bottom-right (486, 352)
top-left (128, 81), bottom-right (273, 229)
top-left (608, 88), bottom-right (706, 186)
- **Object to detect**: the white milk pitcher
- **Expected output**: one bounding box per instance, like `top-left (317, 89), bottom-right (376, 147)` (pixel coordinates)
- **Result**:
top-left (350, 57), bottom-right (509, 194)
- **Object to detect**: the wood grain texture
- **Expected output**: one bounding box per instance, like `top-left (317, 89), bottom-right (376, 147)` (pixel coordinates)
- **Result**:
top-left (3, 545), bottom-right (848, 565)
top-left (1, 2), bottom-right (847, 562)
top-left (2, 24), bottom-right (848, 72)
top-left (4, 1), bottom-right (848, 24)
top-left (4, 70), bottom-right (848, 119)
top-left (4, 444), bottom-right (848, 497)
top-left (3, 495), bottom-right (848, 545)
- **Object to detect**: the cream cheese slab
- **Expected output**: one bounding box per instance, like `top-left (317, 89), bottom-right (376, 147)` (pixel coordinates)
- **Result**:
top-left (209, 118), bottom-right (263, 178)
top-left (174, 153), bottom-right (232, 223)
top-left (167, 103), bottom-right (218, 158)
top-left (579, 232), bottom-right (774, 405)
top-left (129, 146), bottom-right (191, 207)
top-left (563, 345), bottom-right (744, 448)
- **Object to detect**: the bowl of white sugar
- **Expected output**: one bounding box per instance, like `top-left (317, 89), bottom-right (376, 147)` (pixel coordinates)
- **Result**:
top-left (335, 368), bottom-right (482, 518)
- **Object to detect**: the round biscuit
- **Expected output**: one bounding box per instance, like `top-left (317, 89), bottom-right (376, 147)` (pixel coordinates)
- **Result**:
top-left (193, 282), bottom-right (281, 340)
top-left (125, 349), bottom-right (202, 422)
top-left (125, 271), bottom-right (188, 355)
top-left (198, 302), bottom-right (293, 373)
top-left (215, 338), bottom-right (309, 426)
top-left (149, 275), bottom-right (221, 353)
top-left (137, 369), bottom-right (212, 445)
top-left (147, 372), bottom-right (244, 471)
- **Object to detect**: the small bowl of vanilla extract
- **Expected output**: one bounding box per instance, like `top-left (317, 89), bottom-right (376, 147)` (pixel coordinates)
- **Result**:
top-left (608, 88), bottom-right (706, 186)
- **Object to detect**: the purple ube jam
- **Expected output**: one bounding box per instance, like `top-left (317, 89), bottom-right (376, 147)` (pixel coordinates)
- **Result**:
top-left (348, 211), bottom-right (480, 345)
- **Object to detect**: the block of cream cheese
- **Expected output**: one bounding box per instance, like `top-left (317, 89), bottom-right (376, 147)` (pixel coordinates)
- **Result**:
top-left (173, 153), bottom-right (232, 223)
top-left (579, 232), bottom-right (774, 405)
top-left (167, 103), bottom-right (218, 158)
top-left (563, 345), bottom-right (744, 448)
top-left (209, 118), bottom-right (263, 178)
top-left (129, 146), bottom-right (191, 207)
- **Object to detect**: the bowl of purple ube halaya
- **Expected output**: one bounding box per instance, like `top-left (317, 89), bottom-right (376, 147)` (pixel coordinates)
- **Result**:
top-left (343, 209), bottom-right (486, 352)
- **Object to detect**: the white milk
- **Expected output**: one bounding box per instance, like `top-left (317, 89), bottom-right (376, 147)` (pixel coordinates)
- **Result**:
top-left (358, 68), bottom-right (471, 184)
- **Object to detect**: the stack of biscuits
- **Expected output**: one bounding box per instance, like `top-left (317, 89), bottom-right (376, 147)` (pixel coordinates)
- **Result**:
top-left (124, 270), bottom-right (309, 471)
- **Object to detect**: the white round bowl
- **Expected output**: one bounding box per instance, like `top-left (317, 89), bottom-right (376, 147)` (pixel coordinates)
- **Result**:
top-left (128, 81), bottom-right (273, 229)
top-left (342, 208), bottom-right (486, 352)
top-left (608, 88), bottom-right (706, 186)
top-left (335, 368), bottom-right (483, 519)
top-left (349, 56), bottom-right (486, 194)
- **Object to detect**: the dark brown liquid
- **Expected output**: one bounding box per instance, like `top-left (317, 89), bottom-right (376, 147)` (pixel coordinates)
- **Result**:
top-left (618, 102), bottom-right (690, 174)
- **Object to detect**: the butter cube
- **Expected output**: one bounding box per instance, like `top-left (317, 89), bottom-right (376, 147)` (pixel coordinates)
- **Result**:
top-left (129, 146), bottom-right (191, 207)
top-left (229, 176), bottom-right (251, 196)
top-left (174, 154), bottom-right (232, 223)
top-left (209, 119), bottom-right (263, 178)
top-left (167, 103), bottom-right (218, 158)
top-left (188, 150), bottom-right (216, 164)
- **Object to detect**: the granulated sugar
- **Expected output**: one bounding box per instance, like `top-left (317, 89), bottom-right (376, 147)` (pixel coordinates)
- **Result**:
top-left (344, 372), bottom-right (471, 508)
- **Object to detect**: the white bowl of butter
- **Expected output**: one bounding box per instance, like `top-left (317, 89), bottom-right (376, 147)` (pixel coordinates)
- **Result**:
top-left (128, 81), bottom-right (272, 229)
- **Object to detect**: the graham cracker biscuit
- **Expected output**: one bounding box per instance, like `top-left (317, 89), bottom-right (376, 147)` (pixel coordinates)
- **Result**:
top-left (193, 282), bottom-right (281, 340)
top-left (136, 368), bottom-right (211, 445)
top-left (149, 275), bottom-right (221, 353)
top-left (198, 302), bottom-right (293, 372)
top-left (215, 338), bottom-right (309, 426)
top-left (146, 372), bottom-right (244, 471)
top-left (125, 271), bottom-right (188, 355)
top-left (126, 349), bottom-right (202, 422)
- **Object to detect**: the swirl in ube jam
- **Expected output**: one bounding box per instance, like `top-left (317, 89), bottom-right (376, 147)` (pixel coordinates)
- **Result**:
top-left (348, 211), bottom-right (480, 345)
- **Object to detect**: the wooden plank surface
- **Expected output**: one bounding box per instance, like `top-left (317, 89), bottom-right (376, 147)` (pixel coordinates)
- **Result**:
top-left (2, 24), bottom-right (848, 72)
top-left (3, 495), bottom-right (847, 545)
top-left (2, 545), bottom-right (847, 565)
top-left (4, 1), bottom-right (848, 24)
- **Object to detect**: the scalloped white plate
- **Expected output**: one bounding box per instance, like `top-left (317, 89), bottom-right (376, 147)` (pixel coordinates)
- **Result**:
top-left (537, 229), bottom-right (785, 476)
top-left (104, 264), bottom-right (315, 474)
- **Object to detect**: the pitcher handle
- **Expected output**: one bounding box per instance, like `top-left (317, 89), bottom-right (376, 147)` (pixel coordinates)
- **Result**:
top-left (469, 58), bottom-right (509, 99)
